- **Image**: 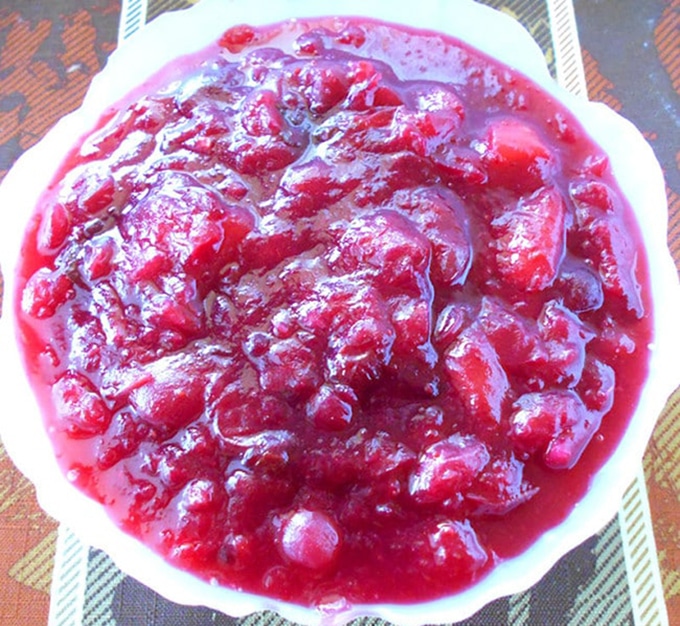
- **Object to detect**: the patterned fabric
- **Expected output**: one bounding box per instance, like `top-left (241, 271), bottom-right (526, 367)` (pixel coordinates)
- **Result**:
top-left (0, 5), bottom-right (117, 624)
top-left (0, 0), bottom-right (677, 624)
top-left (48, 521), bottom-right (635, 625)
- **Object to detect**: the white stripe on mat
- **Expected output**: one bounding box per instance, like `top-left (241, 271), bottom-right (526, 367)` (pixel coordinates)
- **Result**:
top-left (546, 0), bottom-right (587, 97)
top-left (48, 526), bottom-right (88, 626)
top-left (621, 468), bottom-right (669, 626)
top-left (118, 0), bottom-right (148, 46)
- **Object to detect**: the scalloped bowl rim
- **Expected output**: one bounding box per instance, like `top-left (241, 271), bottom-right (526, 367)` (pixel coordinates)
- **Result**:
top-left (0, 0), bottom-right (679, 624)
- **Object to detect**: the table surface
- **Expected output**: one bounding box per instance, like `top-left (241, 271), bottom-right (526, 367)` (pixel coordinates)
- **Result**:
top-left (0, 1), bottom-right (678, 624)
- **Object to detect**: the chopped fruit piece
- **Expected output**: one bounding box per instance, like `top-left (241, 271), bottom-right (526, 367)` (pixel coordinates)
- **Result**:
top-left (466, 453), bottom-right (538, 516)
top-left (409, 434), bottom-right (490, 504)
top-left (21, 268), bottom-right (75, 319)
top-left (491, 187), bottom-right (566, 292)
top-left (477, 297), bottom-right (543, 374)
top-left (410, 519), bottom-right (489, 581)
top-left (120, 172), bottom-right (254, 286)
top-left (483, 117), bottom-right (554, 191)
top-left (331, 210), bottom-right (432, 293)
top-left (219, 24), bottom-right (258, 53)
top-left (81, 237), bottom-right (118, 281)
top-left (444, 323), bottom-right (510, 430)
top-left (293, 60), bottom-right (351, 114)
top-left (581, 217), bottom-right (644, 317)
top-left (251, 335), bottom-right (322, 399)
top-left (276, 157), bottom-right (362, 218)
top-left (129, 356), bottom-right (205, 431)
top-left (577, 356), bottom-right (615, 414)
top-left (396, 188), bottom-right (472, 288)
top-left (240, 90), bottom-right (286, 137)
top-left (52, 372), bottom-right (112, 437)
top-left (410, 84), bottom-right (465, 136)
top-left (306, 384), bottom-right (355, 430)
top-left (509, 390), bottom-right (598, 470)
top-left (37, 202), bottom-right (71, 253)
top-left (536, 300), bottom-right (593, 386)
top-left (59, 166), bottom-right (116, 220)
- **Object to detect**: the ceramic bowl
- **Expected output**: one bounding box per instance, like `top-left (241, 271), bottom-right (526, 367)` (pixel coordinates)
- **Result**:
top-left (1, 1), bottom-right (678, 624)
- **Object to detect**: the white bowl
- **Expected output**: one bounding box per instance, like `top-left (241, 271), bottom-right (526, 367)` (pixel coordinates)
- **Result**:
top-left (1, 0), bottom-right (679, 624)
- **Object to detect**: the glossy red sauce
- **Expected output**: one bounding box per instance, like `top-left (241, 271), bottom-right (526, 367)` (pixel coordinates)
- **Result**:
top-left (16, 18), bottom-right (652, 606)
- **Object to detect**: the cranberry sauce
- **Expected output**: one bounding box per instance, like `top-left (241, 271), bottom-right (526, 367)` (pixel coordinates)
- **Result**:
top-left (16, 18), bottom-right (652, 606)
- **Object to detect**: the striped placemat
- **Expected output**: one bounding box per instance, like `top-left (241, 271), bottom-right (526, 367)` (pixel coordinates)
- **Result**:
top-left (42, 1), bottom-right (670, 625)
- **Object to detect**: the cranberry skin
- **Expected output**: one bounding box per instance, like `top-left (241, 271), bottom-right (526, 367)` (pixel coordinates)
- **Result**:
top-left (306, 384), bottom-right (355, 431)
top-left (434, 304), bottom-right (472, 349)
top-left (408, 519), bottom-right (489, 584)
top-left (21, 268), bottom-right (75, 319)
top-left (509, 390), bottom-right (598, 470)
top-left (52, 372), bottom-right (112, 437)
top-left (128, 356), bottom-right (205, 431)
top-left (482, 117), bottom-right (555, 192)
top-left (466, 454), bottom-right (537, 516)
top-left (444, 323), bottom-right (510, 430)
top-left (278, 509), bottom-right (341, 570)
top-left (409, 435), bottom-right (490, 505)
top-left (120, 172), bottom-right (254, 287)
top-left (557, 262), bottom-right (604, 313)
top-left (491, 186), bottom-right (566, 292)
top-left (331, 210), bottom-right (432, 294)
top-left (37, 202), bottom-right (71, 253)
top-left (292, 60), bottom-right (351, 114)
